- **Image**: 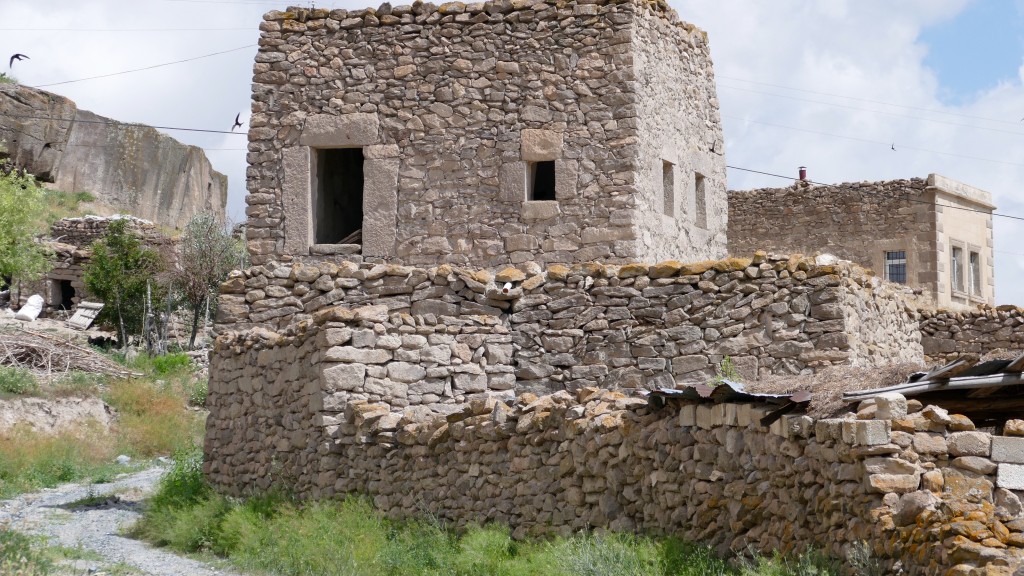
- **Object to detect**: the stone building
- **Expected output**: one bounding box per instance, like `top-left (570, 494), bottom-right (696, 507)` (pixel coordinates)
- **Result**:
top-left (244, 0), bottom-right (727, 268)
top-left (728, 173), bottom-right (995, 310)
top-left (10, 216), bottom-right (173, 315)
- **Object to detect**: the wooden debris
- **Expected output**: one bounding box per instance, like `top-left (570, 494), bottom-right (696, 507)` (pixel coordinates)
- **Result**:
top-left (0, 327), bottom-right (139, 379)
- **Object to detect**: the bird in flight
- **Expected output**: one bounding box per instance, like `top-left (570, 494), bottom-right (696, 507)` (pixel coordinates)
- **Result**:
top-left (231, 113), bottom-right (243, 131)
top-left (891, 143), bottom-right (896, 151)
top-left (9, 53), bottom-right (28, 68)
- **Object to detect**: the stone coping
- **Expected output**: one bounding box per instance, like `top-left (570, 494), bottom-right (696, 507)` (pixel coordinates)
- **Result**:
top-left (266, 0), bottom-right (706, 36)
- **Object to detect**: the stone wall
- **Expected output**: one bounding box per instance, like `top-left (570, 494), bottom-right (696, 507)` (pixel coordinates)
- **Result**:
top-left (728, 179), bottom-right (937, 302)
top-left (205, 371), bottom-right (1024, 574)
top-left (0, 85), bottom-right (227, 230)
top-left (920, 307), bottom-right (1024, 364)
top-left (214, 254), bottom-right (923, 414)
top-left (245, 0), bottom-right (726, 268)
top-left (11, 216), bottom-right (175, 313)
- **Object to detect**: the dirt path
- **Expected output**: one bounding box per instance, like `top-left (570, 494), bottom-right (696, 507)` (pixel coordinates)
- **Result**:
top-left (0, 466), bottom-right (243, 576)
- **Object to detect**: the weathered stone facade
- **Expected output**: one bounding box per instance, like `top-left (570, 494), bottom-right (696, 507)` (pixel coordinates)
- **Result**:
top-left (245, 0), bottom-right (726, 268)
top-left (728, 174), bottom-right (995, 311)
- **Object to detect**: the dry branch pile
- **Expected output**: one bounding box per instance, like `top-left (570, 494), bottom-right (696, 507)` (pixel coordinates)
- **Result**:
top-left (0, 328), bottom-right (139, 379)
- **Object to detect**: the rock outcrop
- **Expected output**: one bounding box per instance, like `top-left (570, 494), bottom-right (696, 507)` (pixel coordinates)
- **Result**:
top-left (0, 84), bottom-right (227, 229)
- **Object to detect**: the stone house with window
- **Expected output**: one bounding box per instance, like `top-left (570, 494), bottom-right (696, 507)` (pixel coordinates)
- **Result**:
top-left (727, 173), bottom-right (995, 310)
top-left (244, 1), bottom-right (727, 269)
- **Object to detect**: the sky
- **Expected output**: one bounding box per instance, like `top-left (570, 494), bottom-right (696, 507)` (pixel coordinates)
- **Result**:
top-left (5, 0), bottom-right (1024, 304)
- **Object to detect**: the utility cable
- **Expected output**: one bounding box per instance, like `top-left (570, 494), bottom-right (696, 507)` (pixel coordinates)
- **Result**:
top-left (0, 112), bottom-right (246, 136)
top-left (720, 114), bottom-right (1024, 169)
top-left (32, 44), bottom-right (256, 88)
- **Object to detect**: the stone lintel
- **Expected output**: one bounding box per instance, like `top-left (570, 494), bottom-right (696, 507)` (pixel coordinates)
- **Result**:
top-left (521, 129), bottom-right (563, 162)
top-left (300, 113), bottom-right (380, 148)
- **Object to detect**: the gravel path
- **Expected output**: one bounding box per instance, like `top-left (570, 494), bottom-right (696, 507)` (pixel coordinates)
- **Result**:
top-left (0, 466), bottom-right (244, 576)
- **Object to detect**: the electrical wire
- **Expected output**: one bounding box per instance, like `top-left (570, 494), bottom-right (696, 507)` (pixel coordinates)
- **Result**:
top-left (0, 112), bottom-right (246, 136)
top-left (725, 165), bottom-right (1024, 223)
top-left (717, 74), bottom-right (1017, 126)
top-left (32, 44), bottom-right (256, 88)
top-left (720, 114), bottom-right (1024, 169)
top-left (0, 27), bottom-right (254, 32)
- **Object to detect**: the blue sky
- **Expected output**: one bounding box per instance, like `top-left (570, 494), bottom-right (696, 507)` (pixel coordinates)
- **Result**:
top-left (921, 0), bottom-right (1024, 104)
top-left (6, 0), bottom-right (1024, 305)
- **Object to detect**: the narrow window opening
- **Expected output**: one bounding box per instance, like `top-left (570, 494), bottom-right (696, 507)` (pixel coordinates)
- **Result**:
top-left (694, 172), bottom-right (707, 228)
top-left (528, 161), bottom-right (556, 201)
top-left (315, 148), bottom-right (364, 245)
top-left (951, 245), bottom-right (964, 293)
top-left (883, 251), bottom-right (907, 284)
top-left (662, 161), bottom-right (674, 217)
top-left (969, 251), bottom-right (981, 296)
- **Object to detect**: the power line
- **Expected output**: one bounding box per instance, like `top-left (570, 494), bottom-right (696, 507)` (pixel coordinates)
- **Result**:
top-left (0, 112), bottom-right (246, 136)
top-left (33, 44), bottom-right (256, 88)
top-left (720, 114), bottom-right (1024, 169)
top-left (717, 74), bottom-right (1017, 126)
top-left (718, 83), bottom-right (1024, 138)
top-left (725, 164), bottom-right (1024, 223)
top-left (0, 27), bottom-right (254, 32)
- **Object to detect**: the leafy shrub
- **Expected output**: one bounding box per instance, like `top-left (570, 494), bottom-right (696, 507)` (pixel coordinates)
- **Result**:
top-left (188, 378), bottom-right (208, 407)
top-left (0, 367), bottom-right (37, 395)
top-left (0, 529), bottom-right (53, 576)
top-left (150, 353), bottom-right (192, 376)
top-left (149, 446), bottom-right (209, 510)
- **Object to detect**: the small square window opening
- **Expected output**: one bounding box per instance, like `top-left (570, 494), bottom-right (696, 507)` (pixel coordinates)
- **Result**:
top-left (528, 161), bottom-right (556, 201)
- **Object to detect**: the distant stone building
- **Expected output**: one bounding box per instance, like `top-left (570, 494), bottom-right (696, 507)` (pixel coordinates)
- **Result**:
top-left (728, 173), bottom-right (995, 310)
top-left (244, 1), bottom-right (727, 268)
top-left (11, 216), bottom-right (173, 315)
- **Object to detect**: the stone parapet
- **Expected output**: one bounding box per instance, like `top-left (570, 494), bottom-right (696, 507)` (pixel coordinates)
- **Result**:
top-left (920, 306), bottom-right (1024, 364)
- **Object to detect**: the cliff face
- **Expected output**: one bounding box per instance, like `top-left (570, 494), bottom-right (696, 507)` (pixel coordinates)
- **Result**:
top-left (0, 84), bottom-right (227, 229)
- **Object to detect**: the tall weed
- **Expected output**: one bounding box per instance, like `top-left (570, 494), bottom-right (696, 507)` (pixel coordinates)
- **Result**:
top-left (0, 529), bottom-right (53, 576)
top-left (0, 366), bottom-right (37, 395)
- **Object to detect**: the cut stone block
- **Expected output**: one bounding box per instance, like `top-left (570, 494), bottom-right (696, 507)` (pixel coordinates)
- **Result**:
top-left (992, 436), bottom-right (1024, 464)
top-left (997, 463), bottom-right (1024, 490)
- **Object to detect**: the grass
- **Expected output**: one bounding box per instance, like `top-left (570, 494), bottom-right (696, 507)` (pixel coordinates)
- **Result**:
top-left (133, 452), bottom-right (843, 576)
top-left (0, 366), bottom-right (38, 395)
top-left (0, 349), bottom-right (205, 498)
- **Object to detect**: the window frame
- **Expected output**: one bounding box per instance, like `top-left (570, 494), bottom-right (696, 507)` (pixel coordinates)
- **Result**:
top-left (883, 250), bottom-right (907, 284)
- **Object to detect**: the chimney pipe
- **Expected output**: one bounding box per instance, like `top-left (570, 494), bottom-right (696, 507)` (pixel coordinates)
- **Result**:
top-left (798, 166), bottom-right (807, 181)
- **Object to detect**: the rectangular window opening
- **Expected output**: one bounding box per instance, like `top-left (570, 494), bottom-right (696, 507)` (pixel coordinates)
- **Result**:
top-left (662, 161), bottom-right (674, 217)
top-left (694, 172), bottom-right (707, 228)
top-left (951, 245), bottom-right (964, 293)
top-left (528, 161), bottom-right (556, 201)
top-left (315, 148), bottom-right (364, 245)
top-left (969, 251), bottom-right (981, 296)
top-left (883, 251), bottom-right (907, 284)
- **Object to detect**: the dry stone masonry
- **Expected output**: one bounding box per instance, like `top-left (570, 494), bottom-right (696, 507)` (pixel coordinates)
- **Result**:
top-left (245, 0), bottom-right (726, 268)
top-left (206, 367), bottom-right (1024, 575)
top-left (921, 307), bottom-right (1024, 365)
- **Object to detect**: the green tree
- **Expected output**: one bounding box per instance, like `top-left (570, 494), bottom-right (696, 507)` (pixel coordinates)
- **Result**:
top-left (175, 212), bottom-right (245, 350)
top-left (0, 161), bottom-right (50, 290)
top-left (84, 219), bottom-right (163, 347)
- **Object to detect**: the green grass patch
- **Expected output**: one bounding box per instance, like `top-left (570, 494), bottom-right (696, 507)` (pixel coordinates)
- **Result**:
top-left (0, 353), bottom-right (204, 498)
top-left (134, 455), bottom-right (843, 576)
top-left (0, 366), bottom-right (38, 396)
top-left (0, 529), bottom-right (53, 576)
